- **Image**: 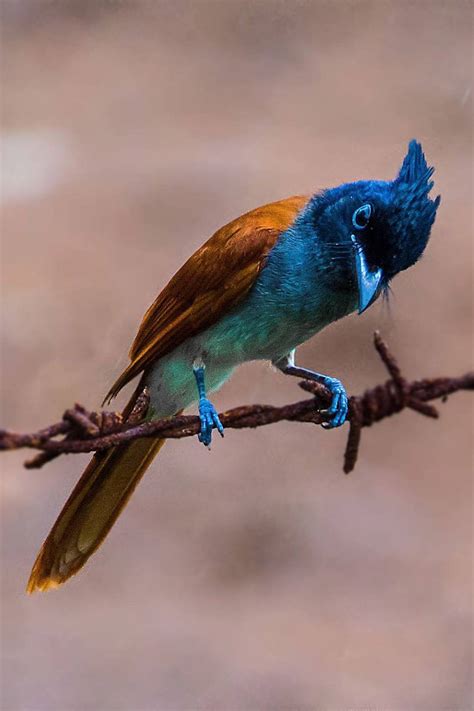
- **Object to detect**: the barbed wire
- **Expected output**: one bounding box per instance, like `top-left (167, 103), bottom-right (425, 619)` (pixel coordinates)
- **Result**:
top-left (1, 332), bottom-right (472, 474)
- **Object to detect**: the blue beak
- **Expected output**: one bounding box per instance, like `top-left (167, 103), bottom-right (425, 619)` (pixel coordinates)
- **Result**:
top-left (351, 235), bottom-right (383, 314)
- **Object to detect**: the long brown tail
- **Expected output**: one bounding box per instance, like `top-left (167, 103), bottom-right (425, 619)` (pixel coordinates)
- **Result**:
top-left (27, 400), bottom-right (166, 592)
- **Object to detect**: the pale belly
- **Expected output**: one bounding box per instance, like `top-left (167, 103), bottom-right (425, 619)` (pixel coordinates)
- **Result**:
top-left (145, 285), bottom-right (357, 418)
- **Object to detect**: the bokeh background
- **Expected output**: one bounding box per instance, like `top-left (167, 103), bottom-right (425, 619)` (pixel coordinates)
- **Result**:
top-left (1, 1), bottom-right (472, 709)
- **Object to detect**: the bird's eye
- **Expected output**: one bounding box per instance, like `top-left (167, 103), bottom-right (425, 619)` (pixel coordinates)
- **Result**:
top-left (352, 203), bottom-right (373, 230)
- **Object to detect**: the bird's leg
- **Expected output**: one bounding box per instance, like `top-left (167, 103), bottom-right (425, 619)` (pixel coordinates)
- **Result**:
top-left (193, 362), bottom-right (224, 447)
top-left (272, 350), bottom-right (348, 428)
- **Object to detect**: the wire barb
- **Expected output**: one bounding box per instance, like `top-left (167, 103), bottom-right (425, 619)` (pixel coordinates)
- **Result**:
top-left (1, 334), bottom-right (472, 474)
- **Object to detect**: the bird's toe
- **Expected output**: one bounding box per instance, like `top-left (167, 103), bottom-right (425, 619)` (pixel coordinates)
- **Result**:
top-left (198, 398), bottom-right (224, 446)
top-left (320, 380), bottom-right (348, 429)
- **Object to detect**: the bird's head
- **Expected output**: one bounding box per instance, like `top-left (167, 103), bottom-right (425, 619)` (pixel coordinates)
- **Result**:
top-left (308, 140), bottom-right (441, 313)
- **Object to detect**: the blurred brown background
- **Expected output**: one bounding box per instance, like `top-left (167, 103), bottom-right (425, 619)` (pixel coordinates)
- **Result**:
top-left (1, 1), bottom-right (472, 709)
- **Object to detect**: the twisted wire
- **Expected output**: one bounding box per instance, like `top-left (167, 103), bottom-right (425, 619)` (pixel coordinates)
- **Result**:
top-left (1, 333), bottom-right (472, 474)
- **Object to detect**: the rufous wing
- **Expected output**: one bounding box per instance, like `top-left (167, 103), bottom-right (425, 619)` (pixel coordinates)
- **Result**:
top-left (104, 195), bottom-right (309, 402)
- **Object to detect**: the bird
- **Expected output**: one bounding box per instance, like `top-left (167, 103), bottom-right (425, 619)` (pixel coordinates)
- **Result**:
top-left (27, 140), bottom-right (440, 592)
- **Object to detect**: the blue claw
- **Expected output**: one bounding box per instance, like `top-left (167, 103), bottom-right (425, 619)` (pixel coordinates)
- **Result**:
top-left (320, 378), bottom-right (348, 429)
top-left (198, 397), bottom-right (224, 447)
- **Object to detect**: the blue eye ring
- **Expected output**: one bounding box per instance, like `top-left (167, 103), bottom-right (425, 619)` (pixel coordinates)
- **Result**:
top-left (352, 203), bottom-right (373, 230)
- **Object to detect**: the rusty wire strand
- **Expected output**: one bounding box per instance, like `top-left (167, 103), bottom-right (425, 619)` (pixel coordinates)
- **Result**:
top-left (0, 332), bottom-right (472, 474)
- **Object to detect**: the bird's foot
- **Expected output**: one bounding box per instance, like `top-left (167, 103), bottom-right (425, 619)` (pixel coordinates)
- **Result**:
top-left (319, 377), bottom-right (348, 429)
top-left (198, 397), bottom-right (224, 447)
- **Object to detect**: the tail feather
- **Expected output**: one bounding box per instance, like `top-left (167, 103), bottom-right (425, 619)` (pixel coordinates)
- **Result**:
top-left (27, 435), bottom-right (165, 592)
top-left (27, 380), bottom-right (171, 593)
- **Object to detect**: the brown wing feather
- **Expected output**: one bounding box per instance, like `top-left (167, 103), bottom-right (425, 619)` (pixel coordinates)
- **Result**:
top-left (104, 195), bottom-right (308, 402)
